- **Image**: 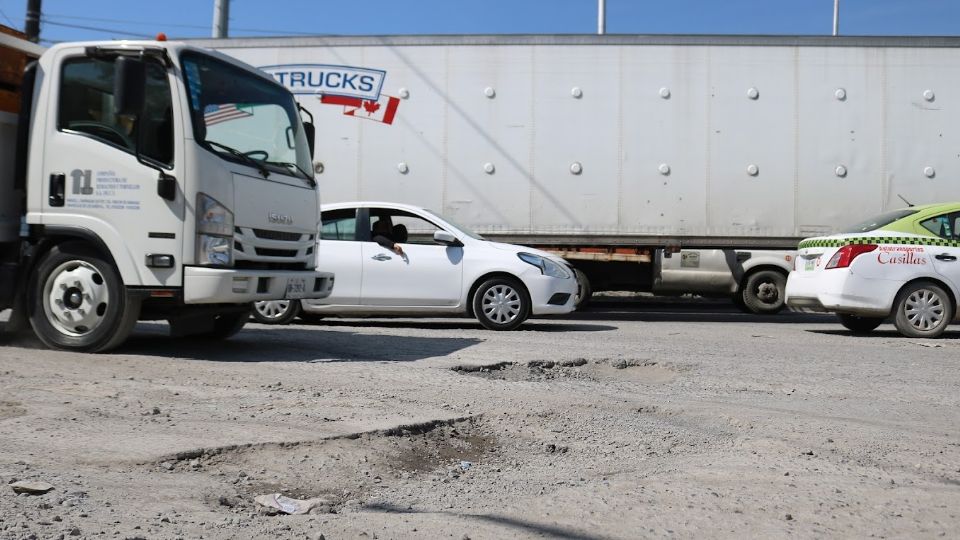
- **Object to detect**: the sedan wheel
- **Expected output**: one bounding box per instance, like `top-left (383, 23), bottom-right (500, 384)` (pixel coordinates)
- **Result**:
top-left (252, 300), bottom-right (301, 325)
top-left (893, 282), bottom-right (952, 338)
top-left (473, 277), bottom-right (530, 331)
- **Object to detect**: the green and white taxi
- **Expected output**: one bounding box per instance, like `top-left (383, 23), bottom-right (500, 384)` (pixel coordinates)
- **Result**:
top-left (786, 202), bottom-right (960, 338)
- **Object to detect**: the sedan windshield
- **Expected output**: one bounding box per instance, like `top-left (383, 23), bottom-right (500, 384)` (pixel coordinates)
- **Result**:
top-left (424, 209), bottom-right (485, 240)
top-left (181, 52), bottom-right (313, 183)
top-left (841, 209), bottom-right (918, 234)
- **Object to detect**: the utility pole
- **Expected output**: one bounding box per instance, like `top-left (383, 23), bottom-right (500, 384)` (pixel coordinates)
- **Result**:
top-left (212, 0), bottom-right (229, 38)
top-left (832, 0), bottom-right (840, 36)
top-left (24, 0), bottom-right (41, 42)
top-left (598, 0), bottom-right (606, 35)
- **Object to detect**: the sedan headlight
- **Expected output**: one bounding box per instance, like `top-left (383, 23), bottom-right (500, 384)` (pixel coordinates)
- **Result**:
top-left (518, 252), bottom-right (571, 279)
top-left (197, 193), bottom-right (233, 266)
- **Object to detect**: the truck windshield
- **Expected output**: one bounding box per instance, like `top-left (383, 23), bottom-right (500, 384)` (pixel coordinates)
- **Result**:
top-left (181, 52), bottom-right (314, 184)
top-left (841, 209), bottom-right (918, 234)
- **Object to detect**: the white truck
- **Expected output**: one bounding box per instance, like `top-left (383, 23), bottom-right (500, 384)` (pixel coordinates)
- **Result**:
top-left (197, 34), bottom-right (960, 313)
top-left (0, 27), bottom-right (334, 352)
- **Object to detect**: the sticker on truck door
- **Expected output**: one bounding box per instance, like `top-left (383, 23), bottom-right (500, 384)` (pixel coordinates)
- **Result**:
top-left (64, 169), bottom-right (141, 211)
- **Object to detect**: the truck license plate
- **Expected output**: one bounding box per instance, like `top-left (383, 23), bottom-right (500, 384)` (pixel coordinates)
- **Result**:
top-left (285, 278), bottom-right (307, 299)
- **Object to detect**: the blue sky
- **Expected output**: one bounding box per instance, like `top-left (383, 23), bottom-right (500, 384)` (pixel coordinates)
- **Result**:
top-left (0, 0), bottom-right (956, 44)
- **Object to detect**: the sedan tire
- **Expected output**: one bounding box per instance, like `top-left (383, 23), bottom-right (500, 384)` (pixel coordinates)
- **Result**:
top-left (252, 300), bottom-right (301, 325)
top-left (472, 277), bottom-right (530, 331)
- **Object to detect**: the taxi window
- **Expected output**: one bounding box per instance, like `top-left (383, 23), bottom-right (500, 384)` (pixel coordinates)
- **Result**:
top-left (841, 209), bottom-right (917, 234)
top-left (920, 212), bottom-right (960, 240)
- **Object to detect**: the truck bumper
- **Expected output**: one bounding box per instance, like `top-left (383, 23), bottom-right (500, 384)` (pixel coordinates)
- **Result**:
top-left (183, 267), bottom-right (335, 304)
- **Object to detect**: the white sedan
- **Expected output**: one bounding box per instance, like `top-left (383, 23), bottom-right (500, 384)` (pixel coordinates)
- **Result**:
top-left (786, 202), bottom-right (960, 338)
top-left (253, 202), bottom-right (578, 330)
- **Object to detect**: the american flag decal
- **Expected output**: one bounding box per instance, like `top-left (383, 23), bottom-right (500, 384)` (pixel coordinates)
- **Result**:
top-left (204, 104), bottom-right (253, 126)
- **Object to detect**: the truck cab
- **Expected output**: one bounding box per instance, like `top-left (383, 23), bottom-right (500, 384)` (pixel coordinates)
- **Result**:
top-left (0, 35), bottom-right (334, 351)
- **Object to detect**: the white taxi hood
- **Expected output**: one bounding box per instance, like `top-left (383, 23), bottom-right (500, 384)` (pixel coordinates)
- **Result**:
top-left (485, 241), bottom-right (566, 262)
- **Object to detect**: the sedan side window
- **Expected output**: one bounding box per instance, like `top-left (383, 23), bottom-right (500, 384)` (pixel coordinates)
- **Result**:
top-left (320, 209), bottom-right (358, 241)
top-left (921, 212), bottom-right (960, 240)
top-left (369, 210), bottom-right (446, 245)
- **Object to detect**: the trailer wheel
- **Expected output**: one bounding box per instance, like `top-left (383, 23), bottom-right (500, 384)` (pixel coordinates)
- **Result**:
top-left (573, 268), bottom-right (592, 311)
top-left (28, 242), bottom-right (140, 352)
top-left (252, 300), bottom-right (300, 325)
top-left (740, 269), bottom-right (787, 314)
top-left (838, 314), bottom-right (884, 334)
top-left (472, 277), bottom-right (530, 331)
top-left (893, 281), bottom-right (952, 338)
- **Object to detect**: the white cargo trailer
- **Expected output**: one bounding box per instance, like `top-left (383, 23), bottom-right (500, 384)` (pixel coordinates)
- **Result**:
top-left (198, 34), bottom-right (960, 313)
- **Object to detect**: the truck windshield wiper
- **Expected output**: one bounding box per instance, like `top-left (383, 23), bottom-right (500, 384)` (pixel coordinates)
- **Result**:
top-left (266, 161), bottom-right (316, 188)
top-left (205, 141), bottom-right (270, 178)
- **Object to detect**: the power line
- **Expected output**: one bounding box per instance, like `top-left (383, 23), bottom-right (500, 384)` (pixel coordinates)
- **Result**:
top-left (41, 20), bottom-right (152, 38)
top-left (41, 12), bottom-right (314, 36)
top-left (0, 6), bottom-right (16, 27)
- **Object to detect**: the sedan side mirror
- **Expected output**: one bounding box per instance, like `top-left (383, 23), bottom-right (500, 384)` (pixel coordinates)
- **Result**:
top-left (434, 230), bottom-right (462, 246)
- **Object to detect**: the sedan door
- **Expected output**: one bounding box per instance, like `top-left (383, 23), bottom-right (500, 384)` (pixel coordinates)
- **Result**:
top-left (314, 208), bottom-right (362, 305)
top-left (920, 211), bottom-right (960, 293)
top-left (360, 208), bottom-right (464, 307)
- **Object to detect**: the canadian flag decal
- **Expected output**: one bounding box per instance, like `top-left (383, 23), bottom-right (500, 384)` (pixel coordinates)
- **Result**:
top-left (320, 94), bottom-right (400, 125)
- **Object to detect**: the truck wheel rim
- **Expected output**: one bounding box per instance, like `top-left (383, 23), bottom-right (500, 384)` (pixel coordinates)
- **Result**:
top-left (482, 284), bottom-right (521, 324)
top-left (42, 260), bottom-right (110, 337)
top-left (256, 300), bottom-right (291, 320)
top-left (904, 289), bottom-right (944, 331)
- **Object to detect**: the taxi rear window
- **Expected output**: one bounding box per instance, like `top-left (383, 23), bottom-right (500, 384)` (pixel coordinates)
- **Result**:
top-left (841, 209), bottom-right (918, 234)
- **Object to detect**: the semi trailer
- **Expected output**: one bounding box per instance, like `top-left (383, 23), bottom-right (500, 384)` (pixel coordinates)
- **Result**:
top-left (0, 27), bottom-right (334, 351)
top-left (197, 34), bottom-right (960, 313)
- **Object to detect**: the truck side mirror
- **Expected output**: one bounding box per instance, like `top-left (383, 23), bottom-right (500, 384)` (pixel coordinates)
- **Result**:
top-left (113, 57), bottom-right (146, 116)
top-left (303, 120), bottom-right (316, 159)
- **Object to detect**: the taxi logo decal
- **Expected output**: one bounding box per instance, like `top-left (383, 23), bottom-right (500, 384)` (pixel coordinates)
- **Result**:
top-left (876, 246), bottom-right (927, 265)
top-left (798, 236), bottom-right (960, 250)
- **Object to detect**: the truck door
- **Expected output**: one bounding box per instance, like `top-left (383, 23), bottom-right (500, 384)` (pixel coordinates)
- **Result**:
top-left (38, 48), bottom-right (184, 287)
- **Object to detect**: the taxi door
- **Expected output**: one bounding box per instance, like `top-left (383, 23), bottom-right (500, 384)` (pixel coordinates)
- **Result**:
top-left (920, 211), bottom-right (960, 295)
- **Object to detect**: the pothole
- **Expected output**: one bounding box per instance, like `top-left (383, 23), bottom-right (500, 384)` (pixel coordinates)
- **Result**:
top-left (452, 358), bottom-right (678, 384)
top-left (152, 416), bottom-right (496, 514)
top-left (0, 400), bottom-right (26, 420)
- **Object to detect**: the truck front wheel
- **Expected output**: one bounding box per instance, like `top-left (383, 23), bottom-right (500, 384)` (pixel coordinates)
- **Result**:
top-left (739, 269), bottom-right (787, 315)
top-left (28, 242), bottom-right (140, 352)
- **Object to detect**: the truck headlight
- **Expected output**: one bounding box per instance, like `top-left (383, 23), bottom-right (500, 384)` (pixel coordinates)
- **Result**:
top-left (518, 252), bottom-right (571, 279)
top-left (197, 193), bottom-right (233, 266)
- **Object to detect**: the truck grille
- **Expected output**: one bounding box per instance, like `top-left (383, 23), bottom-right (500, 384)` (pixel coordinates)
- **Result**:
top-left (233, 226), bottom-right (315, 267)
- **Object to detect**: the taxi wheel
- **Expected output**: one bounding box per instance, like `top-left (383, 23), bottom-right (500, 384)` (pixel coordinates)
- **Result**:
top-left (573, 268), bottom-right (593, 311)
top-left (893, 282), bottom-right (953, 338)
top-left (740, 270), bottom-right (787, 314)
top-left (252, 300), bottom-right (300, 325)
top-left (838, 314), bottom-right (884, 334)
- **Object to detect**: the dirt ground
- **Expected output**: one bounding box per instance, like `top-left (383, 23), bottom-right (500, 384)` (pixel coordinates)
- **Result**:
top-left (1, 302), bottom-right (958, 539)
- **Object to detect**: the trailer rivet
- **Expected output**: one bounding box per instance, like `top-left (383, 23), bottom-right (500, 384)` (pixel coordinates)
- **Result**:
top-left (397, 162), bottom-right (409, 174)
top-left (924, 166), bottom-right (936, 178)
top-left (923, 89), bottom-right (935, 102)
top-left (571, 87), bottom-right (583, 98)
top-left (658, 163), bottom-right (671, 175)
top-left (659, 87), bottom-right (671, 99)
top-left (835, 165), bottom-right (847, 177)
top-left (484, 87), bottom-right (496, 98)
top-left (747, 87), bottom-right (759, 100)
top-left (398, 88), bottom-right (410, 99)
top-left (835, 88), bottom-right (846, 100)
top-left (483, 162), bottom-right (495, 174)
top-left (313, 161), bottom-right (324, 175)
top-left (746, 164), bottom-right (759, 176)
top-left (570, 162), bottom-right (583, 175)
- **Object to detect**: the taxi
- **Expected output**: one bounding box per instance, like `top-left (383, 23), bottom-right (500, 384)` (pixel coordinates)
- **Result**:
top-left (786, 202), bottom-right (960, 337)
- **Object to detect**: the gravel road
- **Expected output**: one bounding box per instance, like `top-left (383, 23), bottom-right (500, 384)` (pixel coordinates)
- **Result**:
top-left (1, 302), bottom-right (958, 539)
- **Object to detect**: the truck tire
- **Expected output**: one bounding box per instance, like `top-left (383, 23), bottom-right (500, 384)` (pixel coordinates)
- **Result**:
top-left (252, 300), bottom-right (300, 325)
top-left (27, 242), bottom-right (140, 352)
top-left (740, 269), bottom-right (787, 315)
top-left (472, 277), bottom-right (530, 331)
top-left (573, 268), bottom-right (592, 311)
top-left (838, 314), bottom-right (884, 334)
top-left (893, 281), bottom-right (952, 338)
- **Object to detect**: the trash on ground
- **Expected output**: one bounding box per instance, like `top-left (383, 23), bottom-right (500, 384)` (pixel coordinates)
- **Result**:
top-left (254, 493), bottom-right (330, 515)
